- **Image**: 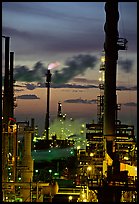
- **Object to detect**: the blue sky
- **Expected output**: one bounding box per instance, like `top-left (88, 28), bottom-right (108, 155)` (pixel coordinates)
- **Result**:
top-left (2, 2), bottom-right (137, 136)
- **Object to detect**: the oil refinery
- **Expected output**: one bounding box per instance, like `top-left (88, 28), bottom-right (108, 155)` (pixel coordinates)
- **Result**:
top-left (2, 2), bottom-right (137, 202)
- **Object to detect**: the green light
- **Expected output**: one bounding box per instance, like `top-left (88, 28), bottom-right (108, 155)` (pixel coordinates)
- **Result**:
top-left (54, 173), bottom-right (59, 176)
top-left (70, 151), bottom-right (74, 155)
top-left (49, 169), bottom-right (52, 173)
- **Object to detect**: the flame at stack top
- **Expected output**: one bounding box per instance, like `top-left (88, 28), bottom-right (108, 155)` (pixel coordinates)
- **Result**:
top-left (48, 61), bottom-right (60, 70)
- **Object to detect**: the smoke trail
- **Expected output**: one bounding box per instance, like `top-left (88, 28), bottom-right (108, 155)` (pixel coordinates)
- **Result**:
top-left (52, 54), bottom-right (98, 84)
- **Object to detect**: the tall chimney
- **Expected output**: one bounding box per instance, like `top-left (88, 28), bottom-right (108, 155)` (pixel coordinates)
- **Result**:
top-left (103, 2), bottom-right (119, 156)
top-left (45, 69), bottom-right (52, 140)
top-left (3, 36), bottom-right (10, 131)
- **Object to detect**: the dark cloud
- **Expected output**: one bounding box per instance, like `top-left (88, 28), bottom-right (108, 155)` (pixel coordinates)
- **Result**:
top-left (64, 98), bottom-right (137, 107)
top-left (14, 89), bottom-right (24, 92)
top-left (14, 61), bottom-right (46, 82)
top-left (52, 54), bottom-right (98, 84)
top-left (122, 102), bottom-right (137, 107)
top-left (3, 3), bottom-right (62, 19)
top-left (52, 83), bottom-right (98, 89)
top-left (64, 98), bottom-right (97, 104)
top-left (116, 85), bottom-right (137, 91)
top-left (72, 77), bottom-right (99, 84)
top-left (13, 54), bottom-right (98, 84)
top-left (3, 2), bottom-right (102, 23)
top-left (26, 83), bottom-right (37, 90)
top-left (14, 81), bottom-right (136, 91)
top-left (14, 84), bottom-right (26, 88)
top-left (2, 2), bottom-right (137, 59)
top-left (2, 26), bottom-right (103, 55)
top-left (118, 59), bottom-right (134, 73)
top-left (16, 94), bottom-right (40, 100)
top-left (3, 27), bottom-right (33, 40)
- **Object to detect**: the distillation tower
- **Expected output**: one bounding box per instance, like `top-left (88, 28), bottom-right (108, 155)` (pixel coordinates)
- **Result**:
top-left (2, 36), bottom-right (17, 184)
top-left (78, 2), bottom-right (137, 202)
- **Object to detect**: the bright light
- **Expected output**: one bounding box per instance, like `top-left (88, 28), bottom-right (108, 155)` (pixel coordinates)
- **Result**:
top-left (9, 152), bottom-right (12, 157)
top-left (124, 156), bottom-right (129, 160)
top-left (12, 156), bottom-right (15, 162)
top-left (77, 146), bottom-right (80, 150)
top-left (101, 56), bottom-right (105, 63)
top-left (54, 173), bottom-right (59, 176)
top-left (69, 196), bottom-right (72, 201)
top-left (48, 61), bottom-right (60, 70)
top-left (83, 199), bottom-right (87, 202)
top-left (82, 124), bottom-right (85, 128)
top-left (82, 193), bottom-right (86, 199)
top-left (90, 153), bottom-right (94, 157)
top-left (87, 166), bottom-right (92, 171)
top-left (70, 150), bottom-right (74, 155)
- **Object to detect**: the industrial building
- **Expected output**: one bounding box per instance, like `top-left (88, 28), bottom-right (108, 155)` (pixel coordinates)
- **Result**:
top-left (2, 2), bottom-right (137, 202)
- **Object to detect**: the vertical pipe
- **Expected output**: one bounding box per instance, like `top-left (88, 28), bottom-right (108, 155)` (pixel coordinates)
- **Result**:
top-left (15, 126), bottom-right (18, 182)
top-left (103, 2), bottom-right (119, 156)
top-left (45, 69), bottom-right (52, 140)
top-left (2, 36), bottom-right (10, 183)
top-left (31, 118), bottom-right (35, 151)
top-left (9, 52), bottom-right (14, 119)
top-left (3, 36), bottom-right (10, 131)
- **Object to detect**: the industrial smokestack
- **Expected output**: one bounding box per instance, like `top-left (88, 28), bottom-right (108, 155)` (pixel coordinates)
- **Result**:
top-left (45, 69), bottom-right (52, 140)
top-left (9, 52), bottom-right (14, 119)
top-left (3, 36), bottom-right (10, 131)
top-left (103, 2), bottom-right (119, 156)
top-left (44, 62), bottom-right (60, 140)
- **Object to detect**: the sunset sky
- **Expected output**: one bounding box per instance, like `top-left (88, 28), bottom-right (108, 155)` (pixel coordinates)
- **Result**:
top-left (2, 2), bottom-right (137, 136)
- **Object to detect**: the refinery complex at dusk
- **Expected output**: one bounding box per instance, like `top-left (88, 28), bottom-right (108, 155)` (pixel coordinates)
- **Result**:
top-left (2, 2), bottom-right (137, 202)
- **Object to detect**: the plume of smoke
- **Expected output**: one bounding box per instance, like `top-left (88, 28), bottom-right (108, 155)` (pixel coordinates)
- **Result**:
top-left (52, 54), bottom-right (98, 84)
top-left (13, 54), bottom-right (97, 84)
top-left (14, 61), bottom-right (46, 82)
